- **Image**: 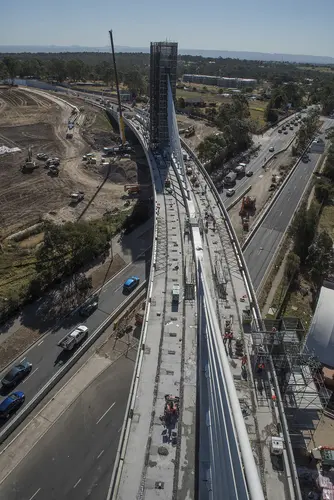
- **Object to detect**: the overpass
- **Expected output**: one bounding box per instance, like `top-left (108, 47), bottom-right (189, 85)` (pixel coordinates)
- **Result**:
top-left (105, 79), bottom-right (300, 500)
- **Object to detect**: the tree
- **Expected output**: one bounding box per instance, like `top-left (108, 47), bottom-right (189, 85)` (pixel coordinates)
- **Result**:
top-left (66, 60), bottom-right (86, 82)
top-left (285, 252), bottom-right (300, 281)
top-left (0, 61), bottom-right (9, 80)
top-left (123, 69), bottom-right (144, 96)
top-left (264, 102), bottom-right (278, 123)
top-left (290, 203), bottom-right (318, 264)
top-left (3, 57), bottom-right (17, 82)
top-left (315, 181), bottom-right (331, 204)
top-left (49, 59), bottom-right (67, 82)
top-left (307, 231), bottom-right (333, 288)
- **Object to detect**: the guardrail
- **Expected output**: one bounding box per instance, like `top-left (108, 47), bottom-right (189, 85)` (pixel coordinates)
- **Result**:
top-left (181, 138), bottom-right (301, 500)
top-left (0, 281), bottom-right (147, 446)
top-left (106, 119), bottom-right (158, 500)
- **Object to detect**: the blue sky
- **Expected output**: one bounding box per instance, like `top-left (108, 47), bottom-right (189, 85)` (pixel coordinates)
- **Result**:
top-left (1, 0), bottom-right (333, 56)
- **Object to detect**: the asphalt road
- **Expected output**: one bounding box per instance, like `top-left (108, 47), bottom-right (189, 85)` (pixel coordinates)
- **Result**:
top-left (0, 254), bottom-right (149, 425)
top-left (221, 116), bottom-right (303, 205)
top-left (0, 351), bottom-right (135, 500)
top-left (244, 119), bottom-right (334, 291)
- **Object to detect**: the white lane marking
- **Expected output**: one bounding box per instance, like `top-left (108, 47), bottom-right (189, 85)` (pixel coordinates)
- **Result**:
top-left (28, 488), bottom-right (41, 500)
top-left (279, 211), bottom-right (283, 216)
top-left (117, 426), bottom-right (122, 433)
top-left (22, 368), bottom-right (39, 384)
top-left (73, 478), bottom-right (81, 489)
top-left (97, 449), bottom-right (104, 459)
top-left (113, 283), bottom-right (124, 293)
top-left (37, 340), bottom-right (44, 346)
top-left (96, 402), bottom-right (116, 425)
top-left (20, 358), bottom-right (26, 364)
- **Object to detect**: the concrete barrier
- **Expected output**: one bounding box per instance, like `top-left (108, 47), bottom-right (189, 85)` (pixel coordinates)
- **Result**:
top-left (0, 281), bottom-right (147, 446)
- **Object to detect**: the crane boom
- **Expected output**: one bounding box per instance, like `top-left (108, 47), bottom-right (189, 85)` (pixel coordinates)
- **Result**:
top-left (109, 30), bottom-right (126, 145)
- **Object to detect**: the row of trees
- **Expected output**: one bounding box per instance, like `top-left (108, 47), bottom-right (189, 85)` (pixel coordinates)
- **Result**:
top-left (293, 108), bottom-right (320, 155)
top-left (0, 55), bottom-right (147, 96)
top-left (196, 94), bottom-right (253, 166)
top-left (265, 82), bottom-right (305, 123)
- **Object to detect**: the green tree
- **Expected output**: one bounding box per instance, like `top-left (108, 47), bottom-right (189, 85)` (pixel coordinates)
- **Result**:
top-left (123, 69), bottom-right (144, 95)
top-left (3, 57), bottom-right (17, 81)
top-left (291, 203), bottom-right (318, 264)
top-left (307, 231), bottom-right (333, 288)
top-left (285, 252), bottom-right (300, 281)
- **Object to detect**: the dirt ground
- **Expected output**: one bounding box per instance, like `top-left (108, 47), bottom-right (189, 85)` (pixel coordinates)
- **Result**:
top-left (177, 114), bottom-right (220, 150)
top-left (228, 149), bottom-right (294, 241)
top-left (0, 87), bottom-right (139, 237)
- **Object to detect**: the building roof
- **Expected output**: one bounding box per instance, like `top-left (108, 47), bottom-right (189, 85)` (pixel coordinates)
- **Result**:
top-left (306, 281), bottom-right (334, 367)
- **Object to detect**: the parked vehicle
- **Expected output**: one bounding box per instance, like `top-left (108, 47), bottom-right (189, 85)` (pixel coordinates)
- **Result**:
top-left (123, 276), bottom-right (140, 294)
top-left (1, 360), bottom-right (32, 388)
top-left (37, 153), bottom-right (48, 160)
top-left (57, 325), bottom-right (88, 351)
top-left (246, 171), bottom-right (253, 177)
top-left (172, 284), bottom-right (180, 303)
top-left (269, 146), bottom-right (275, 153)
top-left (226, 189), bottom-right (235, 197)
top-left (0, 391), bottom-right (25, 419)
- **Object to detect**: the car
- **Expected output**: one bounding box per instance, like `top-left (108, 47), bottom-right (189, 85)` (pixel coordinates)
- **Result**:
top-left (46, 157), bottom-right (60, 167)
top-left (284, 130), bottom-right (288, 134)
top-left (0, 391), bottom-right (25, 419)
top-left (36, 153), bottom-right (48, 161)
top-left (123, 276), bottom-right (140, 294)
top-left (278, 129), bottom-right (282, 133)
top-left (269, 146), bottom-right (275, 153)
top-left (246, 171), bottom-right (253, 177)
top-left (289, 126), bottom-right (293, 131)
top-left (226, 189), bottom-right (235, 197)
top-left (1, 360), bottom-right (32, 388)
top-left (79, 296), bottom-right (99, 317)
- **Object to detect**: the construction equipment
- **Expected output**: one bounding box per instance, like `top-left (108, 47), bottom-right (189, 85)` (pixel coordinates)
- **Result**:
top-left (70, 191), bottom-right (85, 203)
top-left (184, 125), bottom-right (195, 138)
top-left (186, 166), bottom-right (193, 176)
top-left (48, 165), bottom-right (59, 177)
top-left (239, 196), bottom-right (256, 217)
top-left (66, 130), bottom-right (73, 139)
top-left (22, 146), bottom-right (37, 172)
top-left (124, 184), bottom-right (140, 195)
top-left (270, 436), bottom-right (284, 456)
top-left (109, 29), bottom-right (130, 156)
top-left (242, 215), bottom-right (250, 232)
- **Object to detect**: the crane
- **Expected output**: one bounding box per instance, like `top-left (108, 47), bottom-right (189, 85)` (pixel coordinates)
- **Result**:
top-left (109, 30), bottom-right (126, 147)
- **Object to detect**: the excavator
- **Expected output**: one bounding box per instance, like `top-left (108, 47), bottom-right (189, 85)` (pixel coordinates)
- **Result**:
top-left (109, 30), bottom-right (133, 156)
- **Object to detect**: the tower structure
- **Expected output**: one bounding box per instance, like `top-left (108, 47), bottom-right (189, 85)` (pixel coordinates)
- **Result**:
top-left (149, 41), bottom-right (178, 150)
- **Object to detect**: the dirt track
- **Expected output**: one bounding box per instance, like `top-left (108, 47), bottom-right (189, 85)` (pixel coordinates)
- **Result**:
top-left (0, 87), bottom-right (138, 236)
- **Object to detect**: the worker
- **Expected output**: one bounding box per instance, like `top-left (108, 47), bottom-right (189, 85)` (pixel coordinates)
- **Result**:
top-left (257, 362), bottom-right (265, 374)
top-left (241, 355), bottom-right (247, 367)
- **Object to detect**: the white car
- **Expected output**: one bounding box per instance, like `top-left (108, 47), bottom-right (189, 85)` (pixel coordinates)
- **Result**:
top-left (226, 189), bottom-right (235, 197)
top-left (269, 146), bottom-right (275, 153)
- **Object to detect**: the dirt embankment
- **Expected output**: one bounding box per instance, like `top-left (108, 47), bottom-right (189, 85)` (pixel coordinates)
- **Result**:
top-left (0, 88), bottom-right (140, 235)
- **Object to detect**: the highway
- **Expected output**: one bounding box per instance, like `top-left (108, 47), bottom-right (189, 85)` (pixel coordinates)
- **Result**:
top-left (0, 252), bottom-right (150, 429)
top-left (222, 116), bottom-right (302, 205)
top-left (244, 119), bottom-right (334, 291)
top-left (0, 341), bottom-right (136, 500)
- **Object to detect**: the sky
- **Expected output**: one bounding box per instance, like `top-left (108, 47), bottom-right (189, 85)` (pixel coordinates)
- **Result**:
top-left (1, 0), bottom-right (334, 57)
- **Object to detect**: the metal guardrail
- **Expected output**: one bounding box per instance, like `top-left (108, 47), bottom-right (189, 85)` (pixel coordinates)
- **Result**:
top-left (181, 139), bottom-right (301, 500)
top-left (106, 119), bottom-right (158, 500)
top-left (0, 281), bottom-right (147, 447)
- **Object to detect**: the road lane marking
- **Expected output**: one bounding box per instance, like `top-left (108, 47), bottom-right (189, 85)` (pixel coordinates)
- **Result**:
top-left (97, 449), bottom-right (104, 459)
top-left (96, 402), bottom-right (116, 425)
top-left (73, 478), bottom-right (81, 489)
top-left (37, 340), bottom-right (44, 346)
top-left (279, 211), bottom-right (283, 216)
top-left (22, 368), bottom-right (39, 384)
top-left (28, 488), bottom-right (41, 500)
top-left (117, 426), bottom-right (122, 433)
top-left (20, 358), bottom-right (26, 364)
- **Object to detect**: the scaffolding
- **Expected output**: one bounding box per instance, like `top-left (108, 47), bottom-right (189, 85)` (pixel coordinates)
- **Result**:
top-left (250, 317), bottom-right (331, 414)
top-left (149, 41), bottom-right (178, 150)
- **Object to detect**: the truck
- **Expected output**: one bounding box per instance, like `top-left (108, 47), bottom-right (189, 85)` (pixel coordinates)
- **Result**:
top-left (57, 325), bottom-right (88, 351)
top-left (224, 172), bottom-right (237, 186)
top-left (70, 191), bottom-right (85, 203)
top-left (172, 284), bottom-right (180, 303)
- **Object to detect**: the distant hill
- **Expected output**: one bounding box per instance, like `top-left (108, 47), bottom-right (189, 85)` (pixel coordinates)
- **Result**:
top-left (1, 45), bottom-right (334, 64)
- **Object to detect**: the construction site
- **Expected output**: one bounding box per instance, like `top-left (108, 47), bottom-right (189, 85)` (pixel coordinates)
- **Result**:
top-left (0, 85), bottom-right (143, 238)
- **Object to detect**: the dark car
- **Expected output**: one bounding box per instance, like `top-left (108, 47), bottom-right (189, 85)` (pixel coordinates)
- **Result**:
top-left (0, 391), bottom-right (25, 419)
top-left (1, 360), bottom-right (32, 388)
top-left (79, 296), bottom-right (99, 317)
top-left (246, 171), bottom-right (253, 177)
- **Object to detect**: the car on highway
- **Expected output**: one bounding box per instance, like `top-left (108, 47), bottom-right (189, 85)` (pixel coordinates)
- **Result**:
top-left (79, 296), bottom-right (99, 317)
top-left (0, 391), bottom-right (25, 419)
top-left (246, 171), bottom-right (253, 177)
top-left (278, 129), bottom-right (282, 133)
top-left (284, 130), bottom-right (288, 134)
top-left (269, 146), bottom-right (275, 152)
top-left (225, 189), bottom-right (236, 197)
top-left (123, 276), bottom-right (140, 294)
top-left (1, 360), bottom-right (32, 388)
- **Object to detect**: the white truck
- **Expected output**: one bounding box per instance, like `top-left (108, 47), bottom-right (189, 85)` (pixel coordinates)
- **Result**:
top-left (57, 325), bottom-right (88, 351)
top-left (172, 284), bottom-right (180, 303)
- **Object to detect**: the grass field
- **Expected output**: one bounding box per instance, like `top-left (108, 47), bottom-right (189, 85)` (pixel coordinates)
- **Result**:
top-left (318, 205), bottom-right (334, 237)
